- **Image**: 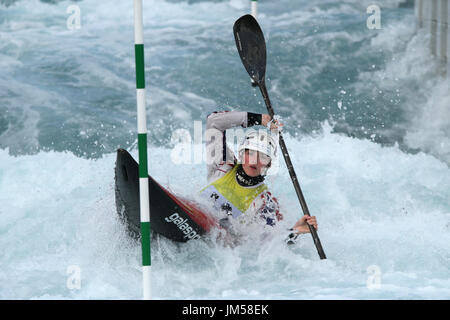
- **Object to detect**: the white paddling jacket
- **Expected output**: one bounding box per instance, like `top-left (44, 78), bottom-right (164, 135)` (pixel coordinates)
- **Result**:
top-left (200, 111), bottom-right (283, 228)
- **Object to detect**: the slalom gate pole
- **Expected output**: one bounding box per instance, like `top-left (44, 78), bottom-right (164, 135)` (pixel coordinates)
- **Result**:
top-left (133, 0), bottom-right (151, 300)
top-left (251, 0), bottom-right (258, 18)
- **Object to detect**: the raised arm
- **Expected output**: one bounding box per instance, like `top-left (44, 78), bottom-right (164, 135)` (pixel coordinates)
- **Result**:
top-left (205, 111), bottom-right (263, 183)
top-left (207, 111), bottom-right (262, 131)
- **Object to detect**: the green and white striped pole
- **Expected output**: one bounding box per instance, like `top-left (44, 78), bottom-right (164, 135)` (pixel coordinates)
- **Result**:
top-left (133, 0), bottom-right (151, 300)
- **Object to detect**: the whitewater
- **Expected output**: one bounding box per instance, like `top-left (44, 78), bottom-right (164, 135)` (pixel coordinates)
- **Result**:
top-left (0, 0), bottom-right (449, 299)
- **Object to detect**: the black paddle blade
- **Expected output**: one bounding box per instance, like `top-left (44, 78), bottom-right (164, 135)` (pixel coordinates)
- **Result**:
top-left (233, 14), bottom-right (266, 84)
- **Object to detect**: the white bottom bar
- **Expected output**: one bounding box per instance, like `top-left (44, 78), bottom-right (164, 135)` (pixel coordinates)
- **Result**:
top-left (143, 265), bottom-right (151, 300)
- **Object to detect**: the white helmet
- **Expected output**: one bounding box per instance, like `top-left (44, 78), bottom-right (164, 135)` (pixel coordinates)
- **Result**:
top-left (238, 130), bottom-right (277, 165)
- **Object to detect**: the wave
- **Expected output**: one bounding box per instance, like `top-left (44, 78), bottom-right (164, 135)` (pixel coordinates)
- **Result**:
top-left (1, 123), bottom-right (449, 299)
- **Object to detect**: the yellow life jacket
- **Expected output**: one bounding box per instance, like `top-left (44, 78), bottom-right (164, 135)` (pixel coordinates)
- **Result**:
top-left (200, 165), bottom-right (267, 219)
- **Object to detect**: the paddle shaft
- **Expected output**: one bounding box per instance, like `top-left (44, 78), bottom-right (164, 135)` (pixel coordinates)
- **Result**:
top-left (259, 83), bottom-right (327, 260)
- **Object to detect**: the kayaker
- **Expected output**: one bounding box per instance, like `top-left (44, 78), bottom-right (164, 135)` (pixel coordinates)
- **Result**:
top-left (200, 111), bottom-right (318, 243)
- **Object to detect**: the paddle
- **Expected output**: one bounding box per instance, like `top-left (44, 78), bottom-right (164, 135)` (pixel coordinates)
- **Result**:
top-left (233, 14), bottom-right (327, 260)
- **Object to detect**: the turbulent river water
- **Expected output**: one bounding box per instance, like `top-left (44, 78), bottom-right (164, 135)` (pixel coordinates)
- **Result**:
top-left (0, 0), bottom-right (449, 299)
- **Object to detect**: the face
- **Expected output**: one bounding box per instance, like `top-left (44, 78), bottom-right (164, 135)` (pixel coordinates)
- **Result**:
top-left (241, 149), bottom-right (271, 177)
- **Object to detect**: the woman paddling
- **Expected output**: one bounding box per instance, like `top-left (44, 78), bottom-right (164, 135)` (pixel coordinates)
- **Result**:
top-left (200, 111), bottom-right (318, 243)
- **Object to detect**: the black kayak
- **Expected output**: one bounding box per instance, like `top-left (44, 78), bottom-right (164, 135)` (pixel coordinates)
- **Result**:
top-left (114, 149), bottom-right (218, 242)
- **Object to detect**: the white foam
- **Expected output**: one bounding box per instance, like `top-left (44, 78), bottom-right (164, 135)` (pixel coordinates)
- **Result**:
top-left (1, 122), bottom-right (449, 299)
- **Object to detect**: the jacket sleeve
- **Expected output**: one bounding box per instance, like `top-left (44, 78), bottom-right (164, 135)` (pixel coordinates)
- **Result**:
top-left (249, 190), bottom-right (284, 227)
top-left (249, 191), bottom-right (301, 245)
top-left (205, 111), bottom-right (262, 183)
